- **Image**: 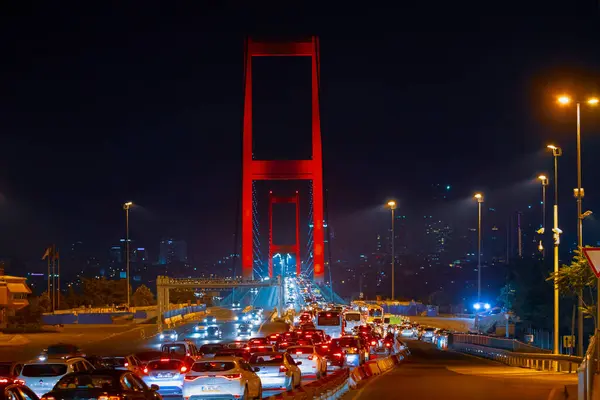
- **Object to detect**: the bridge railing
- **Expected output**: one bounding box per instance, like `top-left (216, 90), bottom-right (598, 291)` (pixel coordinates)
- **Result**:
top-left (451, 333), bottom-right (550, 354)
top-left (577, 331), bottom-right (598, 400)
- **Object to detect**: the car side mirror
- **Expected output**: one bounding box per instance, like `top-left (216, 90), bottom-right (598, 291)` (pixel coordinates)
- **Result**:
top-left (150, 384), bottom-right (160, 391)
top-left (295, 361), bottom-right (302, 366)
top-left (253, 367), bottom-right (260, 372)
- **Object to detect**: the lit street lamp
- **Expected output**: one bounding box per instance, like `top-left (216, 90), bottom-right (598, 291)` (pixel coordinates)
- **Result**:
top-left (557, 95), bottom-right (599, 356)
top-left (547, 145), bottom-right (561, 355)
top-left (473, 193), bottom-right (483, 302)
top-left (123, 201), bottom-right (133, 308)
top-left (387, 200), bottom-right (397, 300)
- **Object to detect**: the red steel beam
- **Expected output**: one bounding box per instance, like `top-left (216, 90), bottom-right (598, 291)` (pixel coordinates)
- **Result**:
top-left (241, 36), bottom-right (325, 282)
top-left (268, 191), bottom-right (301, 279)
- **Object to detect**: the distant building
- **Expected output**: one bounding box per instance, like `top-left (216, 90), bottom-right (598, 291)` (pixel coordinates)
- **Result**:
top-left (158, 239), bottom-right (188, 265)
top-left (0, 265), bottom-right (31, 328)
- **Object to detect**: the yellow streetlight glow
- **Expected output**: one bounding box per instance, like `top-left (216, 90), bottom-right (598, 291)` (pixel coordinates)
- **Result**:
top-left (557, 95), bottom-right (571, 105)
top-left (547, 144), bottom-right (557, 150)
top-left (587, 98), bottom-right (599, 105)
top-left (473, 193), bottom-right (483, 200)
top-left (124, 201), bottom-right (133, 207)
top-left (538, 175), bottom-right (547, 181)
top-left (387, 200), bottom-right (397, 209)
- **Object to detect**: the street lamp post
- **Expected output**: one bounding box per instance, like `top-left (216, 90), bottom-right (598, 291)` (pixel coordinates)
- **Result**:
top-left (557, 95), bottom-right (598, 356)
top-left (387, 200), bottom-right (397, 300)
top-left (538, 175), bottom-right (548, 256)
top-left (474, 193), bottom-right (484, 302)
top-left (547, 145), bottom-right (562, 355)
top-left (123, 201), bottom-right (133, 308)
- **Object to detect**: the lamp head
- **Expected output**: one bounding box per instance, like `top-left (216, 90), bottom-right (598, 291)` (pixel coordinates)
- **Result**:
top-left (588, 98), bottom-right (599, 105)
top-left (123, 201), bottom-right (133, 210)
top-left (474, 193), bottom-right (484, 202)
top-left (557, 95), bottom-right (571, 105)
top-left (387, 200), bottom-right (397, 209)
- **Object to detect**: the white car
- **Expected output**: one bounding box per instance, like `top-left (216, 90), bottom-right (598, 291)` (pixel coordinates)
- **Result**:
top-left (400, 326), bottom-right (416, 337)
top-left (183, 357), bottom-right (262, 400)
top-left (248, 352), bottom-right (301, 391)
top-left (285, 345), bottom-right (327, 379)
top-left (19, 357), bottom-right (95, 398)
top-left (159, 330), bottom-right (178, 341)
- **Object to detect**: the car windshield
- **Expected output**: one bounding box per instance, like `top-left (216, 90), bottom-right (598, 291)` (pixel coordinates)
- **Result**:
top-left (191, 362), bottom-right (235, 373)
top-left (344, 313), bottom-right (361, 322)
top-left (148, 359), bottom-right (184, 370)
top-left (55, 374), bottom-right (116, 390)
top-left (425, 328), bottom-right (436, 332)
top-left (332, 338), bottom-right (358, 348)
top-left (200, 344), bottom-right (223, 354)
top-left (162, 344), bottom-right (186, 355)
top-left (99, 358), bottom-right (126, 368)
top-left (22, 364), bottom-right (68, 377)
top-left (47, 345), bottom-right (76, 354)
top-left (249, 353), bottom-right (283, 364)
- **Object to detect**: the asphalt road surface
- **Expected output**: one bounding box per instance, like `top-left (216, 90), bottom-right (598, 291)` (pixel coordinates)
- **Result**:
top-left (0, 308), bottom-right (304, 399)
top-left (345, 339), bottom-right (577, 400)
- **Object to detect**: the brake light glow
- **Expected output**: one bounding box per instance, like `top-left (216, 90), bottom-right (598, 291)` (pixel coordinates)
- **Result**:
top-left (160, 358), bottom-right (169, 362)
top-left (295, 351), bottom-right (302, 355)
top-left (385, 343), bottom-right (392, 347)
top-left (143, 367), bottom-right (149, 374)
top-left (321, 345), bottom-right (328, 349)
top-left (308, 355), bottom-right (313, 360)
top-left (124, 362), bottom-right (129, 367)
top-left (371, 341), bottom-right (376, 346)
top-left (180, 366), bottom-right (188, 373)
top-left (223, 373), bottom-right (242, 380)
top-left (333, 353), bottom-right (342, 357)
top-left (279, 365), bottom-right (288, 373)
top-left (98, 396), bottom-right (120, 400)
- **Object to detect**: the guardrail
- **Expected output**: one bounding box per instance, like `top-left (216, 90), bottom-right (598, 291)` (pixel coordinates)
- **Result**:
top-left (452, 333), bottom-right (550, 353)
top-left (451, 340), bottom-right (582, 373)
top-left (577, 331), bottom-right (597, 400)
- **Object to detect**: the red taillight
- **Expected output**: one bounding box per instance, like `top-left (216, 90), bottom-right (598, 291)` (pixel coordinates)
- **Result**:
top-left (124, 362), bottom-right (129, 367)
top-left (321, 345), bottom-right (328, 349)
top-left (223, 373), bottom-right (242, 380)
top-left (385, 343), bottom-right (392, 347)
top-left (143, 367), bottom-right (149, 374)
top-left (371, 341), bottom-right (376, 345)
top-left (295, 351), bottom-right (302, 355)
top-left (333, 353), bottom-right (342, 357)
top-left (180, 366), bottom-right (188, 373)
top-left (308, 355), bottom-right (313, 360)
top-left (279, 365), bottom-right (288, 373)
top-left (160, 358), bottom-right (169, 362)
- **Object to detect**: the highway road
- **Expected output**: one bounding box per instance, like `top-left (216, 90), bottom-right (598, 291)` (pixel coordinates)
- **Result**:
top-left (0, 307), bottom-right (302, 399)
top-left (345, 339), bottom-right (577, 400)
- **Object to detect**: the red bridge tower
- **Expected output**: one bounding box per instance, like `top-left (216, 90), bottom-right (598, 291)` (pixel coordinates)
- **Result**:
top-left (241, 36), bottom-right (325, 282)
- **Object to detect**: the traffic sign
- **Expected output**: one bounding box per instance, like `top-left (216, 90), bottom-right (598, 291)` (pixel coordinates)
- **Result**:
top-left (563, 335), bottom-right (575, 348)
top-left (582, 247), bottom-right (600, 278)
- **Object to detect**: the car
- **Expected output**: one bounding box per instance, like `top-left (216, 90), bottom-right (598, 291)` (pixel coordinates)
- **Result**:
top-left (160, 340), bottom-right (203, 359)
top-left (87, 355), bottom-right (144, 375)
top-left (248, 352), bottom-right (301, 391)
top-left (0, 377), bottom-right (39, 400)
top-left (285, 346), bottom-right (327, 379)
top-left (237, 324), bottom-right (252, 337)
top-left (419, 327), bottom-right (436, 342)
top-left (0, 362), bottom-right (23, 377)
top-left (38, 343), bottom-right (85, 361)
top-left (44, 369), bottom-right (160, 400)
top-left (140, 356), bottom-right (194, 396)
top-left (182, 357), bottom-right (262, 400)
top-left (206, 325), bottom-right (222, 339)
top-left (19, 357), bottom-right (95, 398)
top-left (199, 344), bottom-right (225, 358)
top-left (204, 315), bottom-right (217, 324)
top-left (331, 336), bottom-right (367, 366)
top-left (159, 330), bottom-right (178, 341)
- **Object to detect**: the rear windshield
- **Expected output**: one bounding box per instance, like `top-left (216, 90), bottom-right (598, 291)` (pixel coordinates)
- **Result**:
top-left (22, 364), bottom-right (68, 377)
top-left (162, 344), bottom-right (186, 355)
top-left (215, 351), bottom-right (245, 358)
top-left (99, 358), bottom-right (126, 367)
top-left (55, 375), bottom-right (116, 390)
top-left (287, 347), bottom-right (314, 355)
top-left (200, 345), bottom-right (223, 354)
top-left (47, 345), bottom-right (76, 355)
top-left (148, 360), bottom-right (183, 370)
top-left (249, 353), bottom-right (283, 364)
top-left (332, 338), bottom-right (358, 348)
top-left (424, 328), bottom-right (436, 331)
top-left (344, 313), bottom-right (361, 322)
top-left (384, 318), bottom-right (391, 323)
top-left (191, 362), bottom-right (235, 372)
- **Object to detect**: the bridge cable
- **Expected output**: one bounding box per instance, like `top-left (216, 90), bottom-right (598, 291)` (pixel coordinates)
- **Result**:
top-left (325, 187), bottom-right (335, 303)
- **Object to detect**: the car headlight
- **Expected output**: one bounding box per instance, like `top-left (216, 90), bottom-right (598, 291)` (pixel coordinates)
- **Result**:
top-left (38, 355), bottom-right (47, 361)
top-left (204, 319), bottom-right (207, 322)
top-left (159, 334), bottom-right (165, 339)
top-left (235, 316), bottom-right (239, 321)
top-left (171, 334), bottom-right (176, 338)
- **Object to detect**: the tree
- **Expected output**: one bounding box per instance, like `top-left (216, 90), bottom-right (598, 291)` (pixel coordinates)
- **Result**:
top-left (548, 248), bottom-right (597, 326)
top-left (81, 277), bottom-right (127, 306)
top-left (132, 285), bottom-right (155, 306)
top-left (497, 283), bottom-right (516, 311)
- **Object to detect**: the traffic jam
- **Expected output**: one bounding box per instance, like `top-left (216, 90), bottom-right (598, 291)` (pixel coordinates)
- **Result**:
top-left (0, 277), bottom-right (412, 400)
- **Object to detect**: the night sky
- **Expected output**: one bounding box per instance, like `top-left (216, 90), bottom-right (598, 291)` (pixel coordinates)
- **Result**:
top-left (2, 4), bottom-right (600, 266)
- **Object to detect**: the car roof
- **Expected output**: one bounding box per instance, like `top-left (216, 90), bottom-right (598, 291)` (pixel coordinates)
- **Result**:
top-left (25, 357), bottom-right (84, 364)
top-left (64, 369), bottom-right (125, 377)
top-left (194, 356), bottom-right (240, 363)
top-left (248, 352), bottom-right (280, 357)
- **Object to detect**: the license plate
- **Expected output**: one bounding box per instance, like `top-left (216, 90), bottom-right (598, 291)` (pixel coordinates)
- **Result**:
top-left (158, 373), bottom-right (172, 378)
top-left (201, 386), bottom-right (219, 392)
